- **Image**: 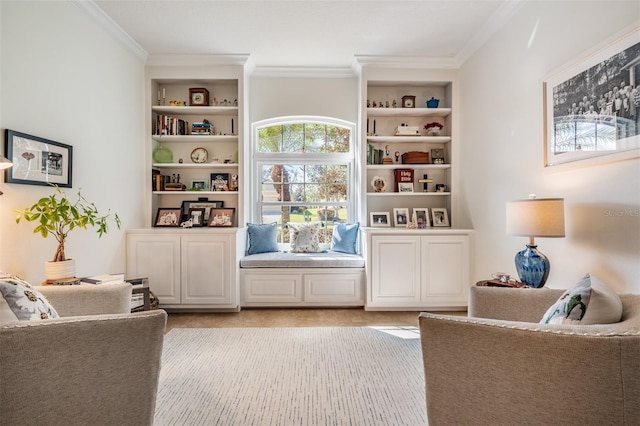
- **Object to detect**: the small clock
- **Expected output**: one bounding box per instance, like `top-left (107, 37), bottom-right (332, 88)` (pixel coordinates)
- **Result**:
top-left (190, 147), bottom-right (208, 163)
top-left (402, 95), bottom-right (416, 108)
top-left (189, 88), bottom-right (210, 106)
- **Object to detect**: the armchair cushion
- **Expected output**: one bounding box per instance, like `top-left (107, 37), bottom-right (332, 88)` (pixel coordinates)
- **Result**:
top-left (541, 273), bottom-right (622, 325)
top-left (0, 276), bottom-right (59, 322)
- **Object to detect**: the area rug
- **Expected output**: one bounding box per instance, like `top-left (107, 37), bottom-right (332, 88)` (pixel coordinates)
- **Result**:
top-left (154, 327), bottom-right (426, 425)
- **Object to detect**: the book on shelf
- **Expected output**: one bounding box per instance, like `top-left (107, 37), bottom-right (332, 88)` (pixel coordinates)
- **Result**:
top-left (394, 168), bottom-right (414, 192)
top-left (80, 273), bottom-right (125, 285)
top-left (155, 115), bottom-right (189, 136)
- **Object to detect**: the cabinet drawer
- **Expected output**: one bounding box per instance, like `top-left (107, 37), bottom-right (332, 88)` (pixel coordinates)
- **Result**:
top-left (242, 272), bottom-right (302, 304)
top-left (304, 272), bottom-right (364, 304)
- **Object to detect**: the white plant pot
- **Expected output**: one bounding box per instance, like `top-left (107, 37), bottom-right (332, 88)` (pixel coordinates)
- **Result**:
top-left (44, 259), bottom-right (76, 281)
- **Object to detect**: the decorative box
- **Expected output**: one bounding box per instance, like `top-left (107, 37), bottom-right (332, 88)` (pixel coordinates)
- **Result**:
top-left (395, 125), bottom-right (420, 136)
top-left (402, 151), bottom-right (430, 164)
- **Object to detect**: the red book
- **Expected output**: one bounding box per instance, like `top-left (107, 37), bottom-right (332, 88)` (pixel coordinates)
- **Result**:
top-left (394, 168), bottom-right (414, 192)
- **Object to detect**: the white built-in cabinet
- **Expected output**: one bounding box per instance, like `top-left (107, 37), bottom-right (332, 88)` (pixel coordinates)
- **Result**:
top-left (364, 229), bottom-right (471, 310)
top-left (356, 62), bottom-right (473, 310)
top-left (126, 229), bottom-right (241, 310)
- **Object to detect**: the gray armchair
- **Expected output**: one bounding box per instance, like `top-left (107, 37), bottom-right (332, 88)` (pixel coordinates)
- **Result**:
top-left (0, 283), bottom-right (167, 426)
top-left (419, 286), bottom-right (640, 426)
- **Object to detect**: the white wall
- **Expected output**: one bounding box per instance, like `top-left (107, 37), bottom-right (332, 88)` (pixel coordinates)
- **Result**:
top-left (0, 1), bottom-right (145, 283)
top-left (460, 1), bottom-right (640, 291)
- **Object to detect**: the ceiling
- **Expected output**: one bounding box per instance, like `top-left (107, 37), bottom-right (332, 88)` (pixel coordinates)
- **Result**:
top-left (92, 0), bottom-right (522, 69)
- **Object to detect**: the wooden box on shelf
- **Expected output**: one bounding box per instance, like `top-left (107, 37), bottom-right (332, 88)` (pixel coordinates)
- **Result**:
top-left (401, 151), bottom-right (429, 164)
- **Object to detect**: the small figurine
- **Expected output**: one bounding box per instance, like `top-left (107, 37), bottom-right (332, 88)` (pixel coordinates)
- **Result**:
top-left (180, 219), bottom-right (193, 228)
top-left (385, 101), bottom-right (390, 108)
top-left (392, 100), bottom-right (397, 108)
top-left (395, 151), bottom-right (400, 162)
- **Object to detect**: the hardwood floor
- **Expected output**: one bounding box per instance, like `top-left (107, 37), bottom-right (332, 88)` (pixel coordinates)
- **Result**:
top-left (165, 308), bottom-right (465, 332)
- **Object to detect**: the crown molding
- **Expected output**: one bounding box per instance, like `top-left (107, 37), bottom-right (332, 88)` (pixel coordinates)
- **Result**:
top-left (353, 56), bottom-right (457, 71)
top-left (146, 54), bottom-right (251, 68)
top-left (251, 66), bottom-right (356, 78)
top-left (73, 1), bottom-right (147, 61)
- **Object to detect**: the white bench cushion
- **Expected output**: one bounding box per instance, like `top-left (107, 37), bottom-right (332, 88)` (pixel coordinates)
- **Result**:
top-left (240, 252), bottom-right (365, 268)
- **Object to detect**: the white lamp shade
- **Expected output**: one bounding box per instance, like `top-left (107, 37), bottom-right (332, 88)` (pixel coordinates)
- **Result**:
top-left (506, 198), bottom-right (565, 237)
top-left (0, 156), bottom-right (13, 170)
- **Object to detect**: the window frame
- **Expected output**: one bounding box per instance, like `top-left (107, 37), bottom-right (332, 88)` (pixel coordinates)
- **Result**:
top-left (250, 116), bottom-right (358, 235)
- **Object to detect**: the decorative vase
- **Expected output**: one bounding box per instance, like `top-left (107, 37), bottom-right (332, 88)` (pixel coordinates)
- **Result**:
top-left (44, 259), bottom-right (76, 281)
top-left (426, 128), bottom-right (441, 136)
top-left (426, 97), bottom-right (440, 108)
top-left (514, 245), bottom-right (549, 288)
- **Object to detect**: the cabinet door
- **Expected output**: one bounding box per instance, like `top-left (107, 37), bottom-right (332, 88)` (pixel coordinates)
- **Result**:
top-left (181, 234), bottom-right (234, 305)
top-left (126, 233), bottom-right (181, 304)
top-left (420, 235), bottom-right (469, 306)
top-left (369, 235), bottom-right (421, 306)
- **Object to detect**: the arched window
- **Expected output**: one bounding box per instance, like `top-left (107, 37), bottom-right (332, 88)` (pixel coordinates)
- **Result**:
top-left (251, 116), bottom-right (356, 244)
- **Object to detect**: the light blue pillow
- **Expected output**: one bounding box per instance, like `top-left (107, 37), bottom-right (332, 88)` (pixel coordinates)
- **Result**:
top-left (246, 222), bottom-right (279, 255)
top-left (330, 222), bottom-right (360, 254)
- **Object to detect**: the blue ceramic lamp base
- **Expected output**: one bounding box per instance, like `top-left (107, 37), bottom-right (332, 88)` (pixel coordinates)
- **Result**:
top-left (515, 244), bottom-right (550, 288)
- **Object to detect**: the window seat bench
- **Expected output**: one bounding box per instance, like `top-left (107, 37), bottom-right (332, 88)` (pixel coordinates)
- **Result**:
top-left (239, 252), bottom-right (365, 307)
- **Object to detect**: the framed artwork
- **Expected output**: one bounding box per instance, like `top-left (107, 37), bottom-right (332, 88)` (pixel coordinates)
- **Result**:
top-left (181, 199), bottom-right (223, 223)
top-left (190, 180), bottom-right (208, 191)
top-left (208, 207), bottom-right (235, 227)
top-left (544, 26), bottom-right (640, 167)
top-left (393, 207), bottom-right (410, 227)
top-left (431, 208), bottom-right (450, 227)
top-left (413, 208), bottom-right (430, 228)
top-left (188, 208), bottom-right (206, 227)
top-left (4, 129), bottom-right (73, 187)
top-left (398, 182), bottom-right (414, 192)
top-left (154, 208), bottom-right (182, 227)
top-left (369, 212), bottom-right (390, 227)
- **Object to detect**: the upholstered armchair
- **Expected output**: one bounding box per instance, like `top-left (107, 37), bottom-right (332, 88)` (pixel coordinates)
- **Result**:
top-left (419, 286), bottom-right (640, 426)
top-left (0, 283), bottom-right (167, 426)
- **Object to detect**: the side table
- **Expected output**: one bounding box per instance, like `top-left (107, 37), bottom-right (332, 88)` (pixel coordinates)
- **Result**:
top-left (127, 277), bottom-right (151, 311)
top-left (476, 279), bottom-right (527, 288)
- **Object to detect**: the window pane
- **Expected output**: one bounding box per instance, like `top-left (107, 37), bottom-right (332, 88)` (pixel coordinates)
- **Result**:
top-left (257, 122), bottom-right (350, 153)
top-left (325, 125), bottom-right (350, 153)
top-left (257, 126), bottom-right (282, 152)
top-left (283, 124), bottom-right (304, 153)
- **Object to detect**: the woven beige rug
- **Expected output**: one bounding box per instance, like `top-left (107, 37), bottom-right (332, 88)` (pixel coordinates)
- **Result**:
top-left (154, 327), bottom-right (426, 425)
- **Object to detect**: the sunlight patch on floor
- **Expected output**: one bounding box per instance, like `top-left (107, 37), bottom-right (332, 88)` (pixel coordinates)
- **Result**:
top-left (368, 325), bottom-right (420, 339)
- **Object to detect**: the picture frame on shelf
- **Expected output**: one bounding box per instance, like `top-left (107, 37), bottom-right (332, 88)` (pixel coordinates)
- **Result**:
top-left (398, 182), bottom-right (414, 193)
top-left (543, 27), bottom-right (639, 167)
top-left (393, 207), bottom-right (410, 227)
top-left (413, 208), bottom-right (430, 228)
top-left (370, 212), bottom-right (390, 227)
top-left (208, 208), bottom-right (235, 227)
top-left (154, 208), bottom-right (182, 227)
top-left (211, 172), bottom-right (230, 191)
top-left (181, 199), bottom-right (224, 223)
top-left (430, 148), bottom-right (445, 164)
top-left (188, 208), bottom-right (206, 227)
top-left (4, 129), bottom-right (73, 188)
top-left (190, 180), bottom-right (208, 191)
top-left (431, 208), bottom-right (450, 227)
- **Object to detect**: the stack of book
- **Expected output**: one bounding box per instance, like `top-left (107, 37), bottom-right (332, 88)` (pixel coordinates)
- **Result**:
top-left (155, 115), bottom-right (188, 135)
top-left (80, 273), bottom-right (125, 285)
top-left (191, 121), bottom-right (212, 135)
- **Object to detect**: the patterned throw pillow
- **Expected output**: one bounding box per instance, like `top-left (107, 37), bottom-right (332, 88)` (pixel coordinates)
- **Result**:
top-left (288, 222), bottom-right (321, 253)
top-left (330, 222), bottom-right (360, 254)
top-left (540, 273), bottom-right (622, 325)
top-left (0, 276), bottom-right (59, 322)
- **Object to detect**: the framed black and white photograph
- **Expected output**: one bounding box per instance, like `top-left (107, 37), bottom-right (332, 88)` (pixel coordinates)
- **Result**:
top-left (4, 129), bottom-right (73, 187)
top-left (544, 27), bottom-right (640, 167)
top-left (154, 208), bottom-right (182, 227)
top-left (398, 182), bottom-right (414, 193)
top-left (393, 207), bottom-right (410, 227)
top-left (431, 208), bottom-right (450, 227)
top-left (370, 211), bottom-right (390, 227)
top-left (188, 208), bottom-right (206, 227)
top-left (413, 208), bottom-right (430, 228)
top-left (181, 199), bottom-right (223, 223)
top-left (208, 208), bottom-right (235, 227)
top-left (190, 180), bottom-right (208, 191)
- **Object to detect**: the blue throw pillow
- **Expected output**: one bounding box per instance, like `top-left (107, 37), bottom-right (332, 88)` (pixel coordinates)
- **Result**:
top-left (246, 222), bottom-right (279, 255)
top-left (330, 222), bottom-right (359, 254)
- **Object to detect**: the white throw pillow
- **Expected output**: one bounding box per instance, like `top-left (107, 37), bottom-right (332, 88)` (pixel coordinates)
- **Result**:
top-left (0, 276), bottom-right (59, 322)
top-left (540, 273), bottom-right (622, 325)
top-left (288, 222), bottom-right (321, 253)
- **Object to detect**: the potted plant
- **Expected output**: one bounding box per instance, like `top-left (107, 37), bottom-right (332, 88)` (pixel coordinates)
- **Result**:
top-left (424, 122), bottom-right (444, 136)
top-left (15, 185), bottom-right (121, 281)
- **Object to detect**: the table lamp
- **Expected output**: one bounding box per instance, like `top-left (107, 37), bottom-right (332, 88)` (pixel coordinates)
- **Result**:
top-left (0, 156), bottom-right (12, 195)
top-left (506, 195), bottom-right (565, 288)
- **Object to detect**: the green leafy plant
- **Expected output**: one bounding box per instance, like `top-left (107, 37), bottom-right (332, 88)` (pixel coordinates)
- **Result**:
top-left (15, 185), bottom-right (121, 262)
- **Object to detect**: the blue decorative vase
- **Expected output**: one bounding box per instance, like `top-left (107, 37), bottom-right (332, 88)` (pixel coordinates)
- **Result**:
top-left (515, 245), bottom-right (550, 288)
top-left (426, 97), bottom-right (440, 108)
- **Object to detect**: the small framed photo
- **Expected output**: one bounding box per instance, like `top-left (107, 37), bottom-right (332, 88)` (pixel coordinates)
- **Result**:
top-left (431, 148), bottom-right (445, 164)
top-left (181, 199), bottom-right (224, 223)
top-left (370, 212), bottom-right (391, 227)
top-left (413, 208), bottom-right (430, 228)
top-left (5, 129), bottom-right (73, 187)
top-left (393, 207), bottom-right (410, 227)
top-left (154, 208), bottom-right (182, 227)
top-left (190, 180), bottom-right (208, 191)
top-left (431, 208), bottom-right (450, 227)
top-left (208, 208), bottom-right (235, 227)
top-left (398, 182), bottom-right (414, 193)
top-left (188, 208), bottom-right (206, 227)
